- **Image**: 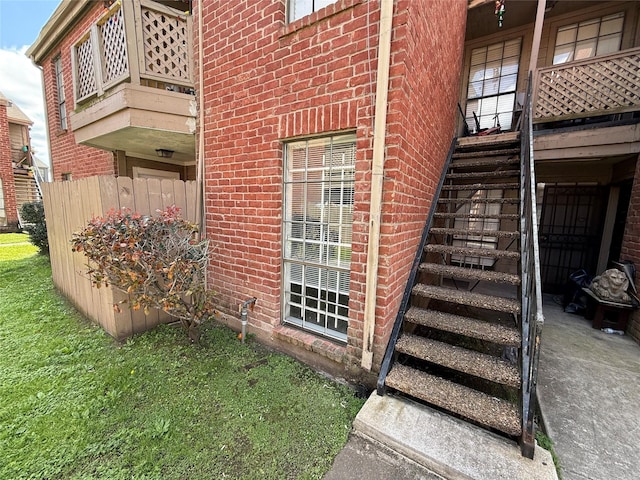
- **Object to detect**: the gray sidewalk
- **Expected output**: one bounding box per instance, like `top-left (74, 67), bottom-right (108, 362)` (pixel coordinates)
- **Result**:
top-left (537, 295), bottom-right (640, 480)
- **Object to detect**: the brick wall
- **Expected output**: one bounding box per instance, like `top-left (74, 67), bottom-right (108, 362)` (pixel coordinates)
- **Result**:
top-left (365, 0), bottom-right (467, 363)
top-left (39, 2), bottom-right (115, 181)
top-left (620, 154), bottom-right (640, 344)
top-left (0, 101), bottom-right (18, 228)
top-left (197, 0), bottom-right (466, 375)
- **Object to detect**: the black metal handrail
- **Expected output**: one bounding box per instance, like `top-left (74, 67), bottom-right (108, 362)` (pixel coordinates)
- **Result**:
top-left (376, 137), bottom-right (457, 395)
top-left (519, 72), bottom-right (545, 459)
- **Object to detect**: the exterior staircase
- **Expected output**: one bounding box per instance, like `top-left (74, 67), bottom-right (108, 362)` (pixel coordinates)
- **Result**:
top-left (377, 89), bottom-right (545, 459)
top-left (14, 169), bottom-right (43, 228)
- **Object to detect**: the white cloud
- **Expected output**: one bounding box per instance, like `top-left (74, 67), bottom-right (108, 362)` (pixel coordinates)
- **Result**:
top-left (0, 46), bottom-right (50, 169)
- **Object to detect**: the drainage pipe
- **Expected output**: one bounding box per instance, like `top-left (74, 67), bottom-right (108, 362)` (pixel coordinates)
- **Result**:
top-left (240, 297), bottom-right (257, 344)
top-left (361, 0), bottom-right (394, 371)
top-left (196, 0), bottom-right (205, 238)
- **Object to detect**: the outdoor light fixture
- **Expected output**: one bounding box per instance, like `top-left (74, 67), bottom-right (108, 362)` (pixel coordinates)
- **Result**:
top-left (155, 149), bottom-right (174, 158)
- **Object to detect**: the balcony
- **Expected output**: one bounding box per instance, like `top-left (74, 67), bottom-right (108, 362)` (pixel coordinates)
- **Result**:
top-left (69, 0), bottom-right (195, 164)
top-left (534, 47), bottom-right (640, 124)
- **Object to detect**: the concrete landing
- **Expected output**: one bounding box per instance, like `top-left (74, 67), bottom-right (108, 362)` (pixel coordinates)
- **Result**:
top-left (353, 393), bottom-right (558, 480)
top-left (537, 296), bottom-right (640, 480)
top-left (324, 432), bottom-right (444, 480)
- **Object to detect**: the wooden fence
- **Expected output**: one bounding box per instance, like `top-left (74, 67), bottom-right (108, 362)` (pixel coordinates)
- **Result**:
top-left (41, 176), bottom-right (197, 339)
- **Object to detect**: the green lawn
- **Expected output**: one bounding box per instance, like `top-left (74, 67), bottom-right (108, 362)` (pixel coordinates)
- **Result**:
top-left (0, 232), bottom-right (36, 262)
top-left (0, 238), bottom-right (364, 479)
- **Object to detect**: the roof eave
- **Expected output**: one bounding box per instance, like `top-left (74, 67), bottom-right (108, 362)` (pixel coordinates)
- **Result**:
top-left (26, 0), bottom-right (93, 64)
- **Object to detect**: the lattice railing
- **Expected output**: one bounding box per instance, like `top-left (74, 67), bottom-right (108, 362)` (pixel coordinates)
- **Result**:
top-left (74, 33), bottom-right (98, 101)
top-left (140, 4), bottom-right (191, 82)
top-left (534, 47), bottom-right (640, 122)
top-left (98, 4), bottom-right (129, 86)
top-left (71, 0), bottom-right (193, 106)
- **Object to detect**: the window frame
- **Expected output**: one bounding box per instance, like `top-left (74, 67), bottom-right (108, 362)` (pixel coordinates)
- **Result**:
top-left (552, 12), bottom-right (625, 65)
top-left (465, 37), bottom-right (522, 132)
top-left (53, 55), bottom-right (68, 131)
top-left (281, 133), bottom-right (356, 342)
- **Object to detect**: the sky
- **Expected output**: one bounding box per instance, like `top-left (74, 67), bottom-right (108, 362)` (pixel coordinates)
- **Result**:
top-left (0, 0), bottom-right (61, 169)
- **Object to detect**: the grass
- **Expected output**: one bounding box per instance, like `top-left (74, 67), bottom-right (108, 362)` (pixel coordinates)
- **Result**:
top-left (0, 232), bottom-right (37, 261)
top-left (0, 232), bottom-right (29, 245)
top-left (0, 237), bottom-right (365, 479)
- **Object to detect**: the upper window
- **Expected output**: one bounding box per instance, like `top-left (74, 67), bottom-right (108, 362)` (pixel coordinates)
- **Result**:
top-left (466, 38), bottom-right (521, 132)
top-left (53, 56), bottom-right (67, 130)
top-left (288, 0), bottom-right (337, 23)
top-left (553, 12), bottom-right (624, 65)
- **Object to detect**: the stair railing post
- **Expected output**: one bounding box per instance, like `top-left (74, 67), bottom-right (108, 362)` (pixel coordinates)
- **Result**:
top-left (519, 71), bottom-right (545, 459)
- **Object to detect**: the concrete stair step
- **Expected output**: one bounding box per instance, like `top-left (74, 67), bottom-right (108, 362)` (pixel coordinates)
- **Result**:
top-left (412, 284), bottom-right (521, 314)
top-left (430, 227), bottom-right (520, 238)
top-left (442, 183), bottom-right (519, 191)
top-left (353, 393), bottom-right (558, 480)
top-left (453, 148), bottom-right (520, 160)
top-left (419, 262), bottom-right (521, 285)
top-left (395, 334), bottom-right (521, 388)
top-left (396, 333), bottom-right (520, 388)
top-left (449, 157), bottom-right (520, 169)
top-left (438, 197), bottom-right (519, 205)
top-left (433, 212), bottom-right (519, 220)
top-left (446, 169), bottom-right (520, 179)
top-left (425, 244), bottom-right (520, 260)
top-left (385, 364), bottom-right (521, 436)
top-left (456, 132), bottom-right (520, 150)
top-left (405, 307), bottom-right (521, 346)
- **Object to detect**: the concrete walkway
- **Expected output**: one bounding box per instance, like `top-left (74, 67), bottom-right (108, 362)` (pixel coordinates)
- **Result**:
top-left (537, 295), bottom-right (640, 480)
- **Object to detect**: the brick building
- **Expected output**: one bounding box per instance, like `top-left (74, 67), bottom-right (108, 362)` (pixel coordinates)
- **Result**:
top-left (27, 0), bottom-right (197, 182)
top-left (28, 0), bottom-right (468, 377)
top-left (196, 0), bottom-right (467, 376)
top-left (0, 92), bottom-right (40, 231)
top-left (28, 0), bottom-right (640, 458)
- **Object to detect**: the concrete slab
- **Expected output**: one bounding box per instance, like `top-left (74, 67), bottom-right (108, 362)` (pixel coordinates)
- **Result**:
top-left (353, 393), bottom-right (558, 480)
top-left (538, 296), bottom-right (640, 480)
top-left (324, 432), bottom-right (444, 480)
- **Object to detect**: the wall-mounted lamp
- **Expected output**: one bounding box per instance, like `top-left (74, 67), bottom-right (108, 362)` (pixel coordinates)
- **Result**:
top-left (155, 149), bottom-right (174, 158)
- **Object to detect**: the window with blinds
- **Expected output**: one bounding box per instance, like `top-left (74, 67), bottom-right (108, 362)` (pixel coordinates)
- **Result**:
top-left (466, 38), bottom-right (521, 132)
top-left (282, 134), bottom-right (355, 342)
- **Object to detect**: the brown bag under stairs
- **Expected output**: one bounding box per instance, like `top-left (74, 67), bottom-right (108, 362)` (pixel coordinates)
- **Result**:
top-left (378, 132), bottom-right (530, 450)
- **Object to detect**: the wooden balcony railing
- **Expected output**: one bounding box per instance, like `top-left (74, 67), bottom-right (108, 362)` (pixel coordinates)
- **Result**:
top-left (72, 0), bottom-right (193, 106)
top-left (534, 47), bottom-right (640, 123)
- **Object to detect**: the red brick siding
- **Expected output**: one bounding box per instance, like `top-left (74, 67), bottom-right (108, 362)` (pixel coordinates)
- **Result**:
top-left (197, 0), bottom-right (466, 371)
top-left (0, 102), bottom-right (18, 227)
top-left (364, 0), bottom-right (467, 363)
top-left (39, 2), bottom-right (115, 181)
top-left (620, 156), bottom-right (640, 344)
